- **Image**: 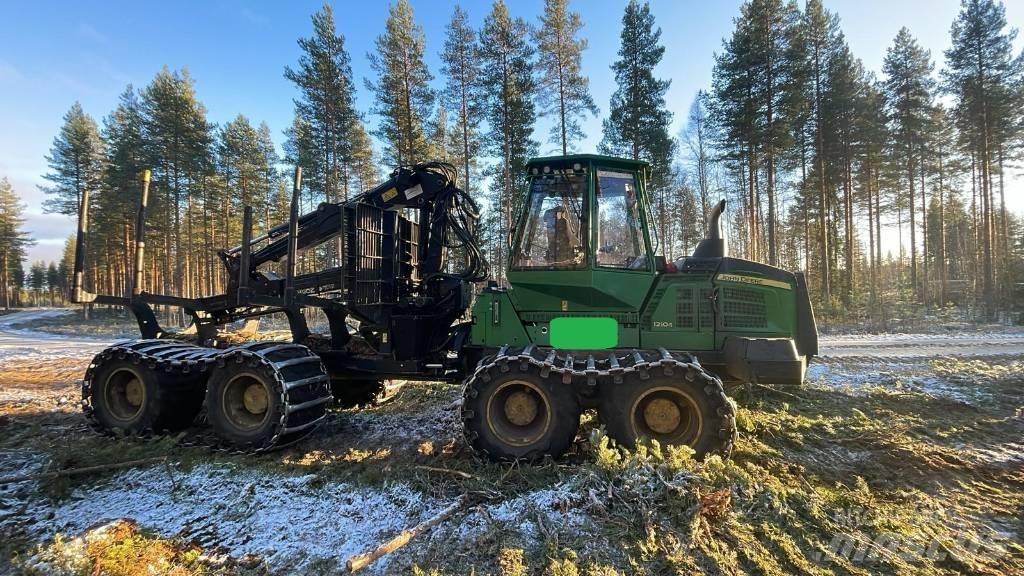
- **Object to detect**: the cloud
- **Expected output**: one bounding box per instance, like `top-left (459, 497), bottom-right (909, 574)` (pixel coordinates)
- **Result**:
top-left (21, 212), bottom-right (73, 264)
top-left (23, 212), bottom-right (75, 242)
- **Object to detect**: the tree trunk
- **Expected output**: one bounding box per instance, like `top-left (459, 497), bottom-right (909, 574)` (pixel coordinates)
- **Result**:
top-left (814, 42), bottom-right (829, 302)
top-left (920, 140), bottom-right (928, 307)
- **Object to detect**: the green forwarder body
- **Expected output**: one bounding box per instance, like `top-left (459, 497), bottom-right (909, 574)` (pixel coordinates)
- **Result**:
top-left (470, 258), bottom-right (816, 386)
top-left (468, 154), bottom-right (817, 387)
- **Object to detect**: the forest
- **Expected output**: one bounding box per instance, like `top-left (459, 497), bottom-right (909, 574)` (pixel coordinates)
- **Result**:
top-left (1, 0), bottom-right (1022, 328)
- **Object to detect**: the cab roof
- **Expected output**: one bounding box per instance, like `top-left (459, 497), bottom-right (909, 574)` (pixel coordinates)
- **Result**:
top-left (525, 154), bottom-right (649, 172)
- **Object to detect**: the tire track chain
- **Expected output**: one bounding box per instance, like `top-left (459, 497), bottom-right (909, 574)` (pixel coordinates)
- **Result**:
top-left (82, 339), bottom-right (333, 453)
top-left (462, 344), bottom-right (737, 456)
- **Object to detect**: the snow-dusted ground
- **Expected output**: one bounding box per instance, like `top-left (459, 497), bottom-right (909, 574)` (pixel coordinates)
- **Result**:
top-left (1, 311), bottom-right (1022, 573)
top-left (806, 361), bottom-right (985, 404)
top-left (0, 309), bottom-right (111, 361)
top-left (17, 463), bottom-right (442, 572)
top-left (7, 461), bottom-right (588, 574)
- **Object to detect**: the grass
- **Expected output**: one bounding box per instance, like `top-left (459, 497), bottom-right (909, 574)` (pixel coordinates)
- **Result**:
top-left (18, 519), bottom-right (226, 576)
top-left (2, 356), bottom-right (1022, 575)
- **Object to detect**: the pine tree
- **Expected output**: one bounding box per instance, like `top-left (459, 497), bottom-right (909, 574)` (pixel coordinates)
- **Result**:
top-left (29, 261), bottom-right (46, 306)
top-left (600, 0), bottom-right (674, 189)
top-left (99, 86), bottom-right (147, 297)
top-left (798, 0), bottom-right (842, 301)
top-left (256, 122), bottom-right (281, 232)
top-left (46, 262), bottom-right (60, 306)
top-left (853, 77), bottom-right (889, 308)
top-left (219, 115), bottom-right (270, 249)
top-left (367, 0), bottom-right (435, 166)
top-left (284, 2), bottom-right (360, 203)
top-left (710, 0), bottom-right (801, 265)
top-left (942, 0), bottom-right (1023, 317)
top-left (478, 0), bottom-right (538, 282)
top-left (41, 102), bottom-right (106, 216)
top-left (0, 178), bottom-right (32, 309)
top-left (348, 119), bottom-right (378, 193)
top-left (821, 42), bottom-right (867, 306)
top-left (710, 10), bottom-right (760, 261)
top-left (140, 67), bottom-right (214, 301)
top-left (58, 235), bottom-right (74, 301)
top-left (883, 27), bottom-right (934, 304)
top-left (440, 4), bottom-right (483, 193)
top-left (534, 0), bottom-right (598, 155)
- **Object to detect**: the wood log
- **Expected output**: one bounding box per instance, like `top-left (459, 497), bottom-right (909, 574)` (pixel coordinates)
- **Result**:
top-left (346, 494), bottom-right (468, 573)
top-left (413, 465), bottom-right (476, 480)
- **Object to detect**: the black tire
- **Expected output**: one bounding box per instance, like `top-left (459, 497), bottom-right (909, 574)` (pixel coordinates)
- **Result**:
top-left (462, 362), bottom-right (581, 462)
top-left (598, 363), bottom-right (736, 459)
top-left (205, 356), bottom-right (285, 449)
top-left (88, 359), bottom-right (175, 434)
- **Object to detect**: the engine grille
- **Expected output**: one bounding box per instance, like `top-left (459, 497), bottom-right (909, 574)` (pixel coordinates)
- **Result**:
top-left (721, 287), bottom-right (767, 329)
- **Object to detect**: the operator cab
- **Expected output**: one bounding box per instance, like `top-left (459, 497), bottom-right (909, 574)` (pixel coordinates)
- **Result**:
top-left (513, 155), bottom-right (653, 271)
top-left (507, 155), bottom-right (656, 326)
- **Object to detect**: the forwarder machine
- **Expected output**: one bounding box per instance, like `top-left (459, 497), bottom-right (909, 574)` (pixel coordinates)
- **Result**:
top-left (72, 155), bottom-right (817, 460)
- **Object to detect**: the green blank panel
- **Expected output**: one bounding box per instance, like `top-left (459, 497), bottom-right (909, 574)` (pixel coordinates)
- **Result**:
top-left (550, 317), bottom-right (618, 349)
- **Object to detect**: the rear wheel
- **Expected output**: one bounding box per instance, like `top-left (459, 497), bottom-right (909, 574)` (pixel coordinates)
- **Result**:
top-left (205, 359), bottom-right (285, 449)
top-left (463, 363), bottom-right (580, 461)
top-left (88, 359), bottom-right (195, 434)
top-left (599, 364), bottom-right (736, 459)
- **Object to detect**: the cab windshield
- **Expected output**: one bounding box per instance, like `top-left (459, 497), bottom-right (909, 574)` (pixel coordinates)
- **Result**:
top-left (513, 171), bottom-right (586, 269)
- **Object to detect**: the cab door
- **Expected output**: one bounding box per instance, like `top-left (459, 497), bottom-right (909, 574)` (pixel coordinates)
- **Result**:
top-left (590, 167), bottom-right (657, 346)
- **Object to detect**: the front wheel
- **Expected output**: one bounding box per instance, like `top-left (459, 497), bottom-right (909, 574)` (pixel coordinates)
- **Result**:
top-left (599, 362), bottom-right (736, 459)
top-left (462, 362), bottom-right (581, 462)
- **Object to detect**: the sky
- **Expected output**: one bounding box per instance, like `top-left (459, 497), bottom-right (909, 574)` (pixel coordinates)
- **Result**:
top-left (1, 0), bottom-right (1022, 265)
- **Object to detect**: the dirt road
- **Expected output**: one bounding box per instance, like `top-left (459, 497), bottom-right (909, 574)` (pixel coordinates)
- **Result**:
top-left (818, 331), bottom-right (1024, 359)
top-left (0, 309), bottom-right (110, 360)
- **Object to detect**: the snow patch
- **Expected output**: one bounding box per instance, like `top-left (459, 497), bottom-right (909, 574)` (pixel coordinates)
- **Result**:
top-left (18, 463), bottom-right (448, 574)
top-left (808, 362), bottom-right (983, 404)
top-left (457, 482), bottom-right (590, 545)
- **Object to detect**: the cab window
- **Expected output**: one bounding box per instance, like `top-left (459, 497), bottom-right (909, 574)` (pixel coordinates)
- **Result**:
top-left (596, 169), bottom-right (648, 269)
top-left (513, 172), bottom-right (586, 269)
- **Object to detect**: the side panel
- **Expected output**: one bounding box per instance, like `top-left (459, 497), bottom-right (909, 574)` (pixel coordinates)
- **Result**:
top-left (470, 290), bottom-right (531, 348)
top-left (639, 274), bottom-right (716, 351)
top-left (713, 260), bottom-right (798, 349)
top-left (506, 269), bottom-right (654, 312)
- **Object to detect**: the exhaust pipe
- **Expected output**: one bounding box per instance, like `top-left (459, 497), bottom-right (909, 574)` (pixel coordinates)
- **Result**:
top-left (691, 199), bottom-right (727, 258)
top-left (707, 199), bottom-right (725, 240)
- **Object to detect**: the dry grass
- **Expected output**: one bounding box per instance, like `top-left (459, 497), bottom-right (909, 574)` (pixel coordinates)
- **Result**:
top-left (20, 519), bottom-right (221, 576)
top-left (0, 357), bottom-right (85, 391)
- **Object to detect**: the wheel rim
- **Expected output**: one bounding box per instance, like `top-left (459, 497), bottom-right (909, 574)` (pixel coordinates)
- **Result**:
top-left (630, 386), bottom-right (703, 446)
top-left (103, 368), bottom-right (146, 422)
top-left (222, 373), bottom-right (272, 431)
top-left (486, 380), bottom-right (552, 447)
